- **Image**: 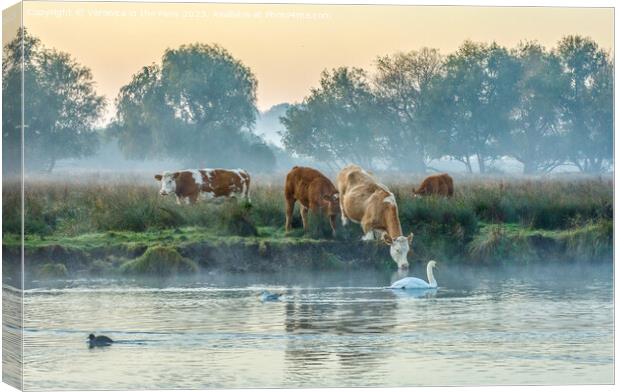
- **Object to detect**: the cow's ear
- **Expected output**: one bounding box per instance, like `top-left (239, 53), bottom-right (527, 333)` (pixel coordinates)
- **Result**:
top-left (382, 232), bottom-right (393, 245)
top-left (407, 233), bottom-right (414, 244)
top-left (173, 172), bottom-right (180, 179)
top-left (154, 174), bottom-right (162, 181)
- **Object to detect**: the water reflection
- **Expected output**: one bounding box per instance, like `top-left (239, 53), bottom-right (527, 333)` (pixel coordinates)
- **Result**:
top-left (389, 288), bottom-right (438, 299)
top-left (282, 288), bottom-right (398, 386)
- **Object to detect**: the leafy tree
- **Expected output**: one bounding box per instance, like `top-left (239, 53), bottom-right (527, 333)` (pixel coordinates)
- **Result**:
top-left (502, 42), bottom-right (568, 174)
top-left (112, 43), bottom-right (267, 169)
top-left (425, 41), bottom-right (521, 173)
top-left (556, 36), bottom-right (613, 173)
top-left (374, 48), bottom-right (443, 172)
top-left (2, 28), bottom-right (105, 173)
top-left (281, 67), bottom-right (381, 169)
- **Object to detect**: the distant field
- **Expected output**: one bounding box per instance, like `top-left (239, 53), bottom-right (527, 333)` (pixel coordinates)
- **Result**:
top-left (2, 173), bottom-right (613, 278)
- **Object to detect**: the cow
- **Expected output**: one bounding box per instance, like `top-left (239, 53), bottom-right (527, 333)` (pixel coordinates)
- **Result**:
top-left (154, 168), bottom-right (250, 205)
top-left (413, 173), bottom-right (454, 197)
top-left (337, 165), bottom-right (413, 270)
top-left (285, 166), bottom-right (340, 236)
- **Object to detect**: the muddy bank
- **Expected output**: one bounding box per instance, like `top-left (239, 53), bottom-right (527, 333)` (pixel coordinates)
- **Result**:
top-left (2, 227), bottom-right (612, 281)
top-left (3, 239), bottom-right (391, 280)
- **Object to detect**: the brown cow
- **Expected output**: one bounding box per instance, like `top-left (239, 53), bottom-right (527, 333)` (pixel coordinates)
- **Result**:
top-left (154, 168), bottom-right (250, 205)
top-left (285, 166), bottom-right (340, 236)
top-left (413, 173), bottom-right (454, 197)
top-left (337, 165), bottom-right (413, 270)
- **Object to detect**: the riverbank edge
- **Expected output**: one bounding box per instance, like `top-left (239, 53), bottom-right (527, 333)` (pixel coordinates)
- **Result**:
top-left (2, 222), bottom-right (612, 280)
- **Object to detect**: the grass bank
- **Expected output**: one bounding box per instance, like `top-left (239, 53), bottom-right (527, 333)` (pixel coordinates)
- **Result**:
top-left (2, 176), bottom-right (613, 277)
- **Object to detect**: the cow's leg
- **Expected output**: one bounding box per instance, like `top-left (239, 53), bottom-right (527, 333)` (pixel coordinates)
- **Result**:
top-left (175, 195), bottom-right (182, 205)
top-left (244, 179), bottom-right (251, 204)
top-left (339, 197), bottom-right (348, 226)
top-left (361, 231), bottom-right (375, 241)
top-left (188, 194), bottom-right (198, 204)
top-left (300, 205), bottom-right (309, 231)
top-left (285, 198), bottom-right (295, 232)
top-left (374, 229), bottom-right (386, 240)
top-left (329, 214), bottom-right (337, 236)
top-left (360, 219), bottom-right (375, 241)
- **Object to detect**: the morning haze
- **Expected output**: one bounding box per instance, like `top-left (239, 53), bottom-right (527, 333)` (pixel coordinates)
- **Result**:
top-left (23, 2), bottom-right (613, 115)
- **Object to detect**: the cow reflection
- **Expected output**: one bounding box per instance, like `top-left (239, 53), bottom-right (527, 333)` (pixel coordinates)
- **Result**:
top-left (282, 289), bottom-right (398, 384)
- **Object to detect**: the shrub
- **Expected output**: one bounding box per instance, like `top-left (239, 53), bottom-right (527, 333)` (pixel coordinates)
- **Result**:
top-left (37, 263), bottom-right (68, 279)
top-left (120, 246), bottom-right (198, 276)
top-left (217, 202), bottom-right (258, 237)
top-left (562, 220), bottom-right (613, 259)
top-left (467, 225), bottom-right (533, 264)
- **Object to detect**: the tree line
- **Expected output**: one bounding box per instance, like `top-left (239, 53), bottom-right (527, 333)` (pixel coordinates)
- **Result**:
top-left (282, 37), bottom-right (613, 174)
top-left (2, 28), bottom-right (612, 174)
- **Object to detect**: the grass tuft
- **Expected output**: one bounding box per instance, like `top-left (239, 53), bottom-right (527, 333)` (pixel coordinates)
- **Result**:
top-left (120, 245), bottom-right (198, 276)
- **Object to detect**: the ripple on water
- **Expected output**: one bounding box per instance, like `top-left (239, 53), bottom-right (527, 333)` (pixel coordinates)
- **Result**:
top-left (20, 264), bottom-right (614, 389)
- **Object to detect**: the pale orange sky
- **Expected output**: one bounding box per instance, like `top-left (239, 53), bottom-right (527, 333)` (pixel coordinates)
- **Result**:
top-left (15, 2), bottom-right (615, 119)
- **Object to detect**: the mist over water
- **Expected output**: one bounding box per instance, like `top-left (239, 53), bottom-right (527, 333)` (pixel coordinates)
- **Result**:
top-left (16, 261), bottom-right (613, 390)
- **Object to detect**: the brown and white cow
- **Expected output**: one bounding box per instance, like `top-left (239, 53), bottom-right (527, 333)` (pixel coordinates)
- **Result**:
top-left (154, 169), bottom-right (250, 205)
top-left (413, 173), bottom-right (454, 197)
top-left (285, 166), bottom-right (340, 236)
top-left (337, 165), bottom-right (413, 270)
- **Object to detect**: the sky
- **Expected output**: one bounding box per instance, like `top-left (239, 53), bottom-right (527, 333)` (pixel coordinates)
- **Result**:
top-left (9, 2), bottom-right (615, 120)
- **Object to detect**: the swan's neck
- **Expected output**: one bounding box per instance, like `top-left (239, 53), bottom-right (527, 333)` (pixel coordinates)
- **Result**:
top-left (427, 264), bottom-right (437, 288)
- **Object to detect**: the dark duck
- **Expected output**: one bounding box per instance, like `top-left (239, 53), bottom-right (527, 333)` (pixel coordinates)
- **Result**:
top-left (88, 333), bottom-right (114, 347)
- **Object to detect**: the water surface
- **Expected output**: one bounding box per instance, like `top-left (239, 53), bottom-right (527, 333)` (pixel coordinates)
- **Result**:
top-left (15, 262), bottom-right (614, 390)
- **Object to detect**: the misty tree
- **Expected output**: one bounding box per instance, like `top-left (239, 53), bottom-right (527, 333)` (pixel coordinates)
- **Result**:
top-left (110, 64), bottom-right (171, 160)
top-left (112, 43), bottom-right (274, 170)
top-left (502, 42), bottom-right (568, 174)
top-left (374, 48), bottom-right (443, 172)
top-left (281, 67), bottom-right (381, 169)
top-left (557, 36), bottom-right (613, 173)
top-left (431, 41), bottom-right (521, 173)
top-left (2, 29), bottom-right (105, 173)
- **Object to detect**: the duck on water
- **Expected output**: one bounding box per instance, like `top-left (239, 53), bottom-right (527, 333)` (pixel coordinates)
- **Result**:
top-left (260, 291), bottom-right (283, 302)
top-left (389, 260), bottom-right (438, 290)
top-left (88, 334), bottom-right (114, 347)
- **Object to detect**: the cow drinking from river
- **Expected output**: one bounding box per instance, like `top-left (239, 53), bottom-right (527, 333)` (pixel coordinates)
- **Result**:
top-left (154, 169), bottom-right (250, 205)
top-left (337, 165), bottom-right (413, 270)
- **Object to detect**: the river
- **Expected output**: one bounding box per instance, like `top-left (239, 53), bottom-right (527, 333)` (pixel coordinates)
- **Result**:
top-left (7, 261), bottom-right (614, 390)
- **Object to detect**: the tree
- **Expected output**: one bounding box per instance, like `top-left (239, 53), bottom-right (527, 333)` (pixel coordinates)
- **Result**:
top-left (430, 41), bottom-right (521, 173)
top-left (556, 36), bottom-right (613, 173)
top-left (281, 67), bottom-right (381, 169)
top-left (502, 42), bottom-right (568, 174)
top-left (112, 43), bottom-right (263, 168)
top-left (2, 28), bottom-right (105, 173)
top-left (374, 48), bottom-right (443, 172)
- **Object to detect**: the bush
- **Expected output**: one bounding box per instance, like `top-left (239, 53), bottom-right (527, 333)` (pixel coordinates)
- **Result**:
top-left (467, 225), bottom-right (534, 264)
top-left (217, 203), bottom-right (258, 237)
top-left (120, 246), bottom-right (198, 276)
top-left (37, 263), bottom-right (68, 279)
top-left (562, 220), bottom-right (613, 259)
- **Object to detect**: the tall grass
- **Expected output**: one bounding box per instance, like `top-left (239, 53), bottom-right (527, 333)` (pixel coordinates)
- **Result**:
top-left (4, 176), bottom-right (612, 244)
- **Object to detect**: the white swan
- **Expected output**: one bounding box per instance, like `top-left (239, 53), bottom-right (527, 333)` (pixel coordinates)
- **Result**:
top-left (389, 260), bottom-right (438, 289)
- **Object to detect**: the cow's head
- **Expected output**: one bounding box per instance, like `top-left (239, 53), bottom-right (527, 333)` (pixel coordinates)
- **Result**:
top-left (154, 172), bottom-right (179, 196)
top-left (322, 192), bottom-right (341, 217)
top-left (383, 232), bottom-right (413, 270)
